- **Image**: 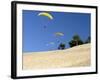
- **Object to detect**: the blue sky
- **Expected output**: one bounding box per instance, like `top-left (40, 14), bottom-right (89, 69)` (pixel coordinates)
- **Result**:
top-left (22, 10), bottom-right (90, 52)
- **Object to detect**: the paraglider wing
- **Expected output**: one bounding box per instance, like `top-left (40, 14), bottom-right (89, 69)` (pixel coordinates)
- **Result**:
top-left (49, 42), bottom-right (55, 45)
top-left (55, 32), bottom-right (64, 36)
top-left (38, 12), bottom-right (53, 20)
top-left (46, 42), bottom-right (55, 46)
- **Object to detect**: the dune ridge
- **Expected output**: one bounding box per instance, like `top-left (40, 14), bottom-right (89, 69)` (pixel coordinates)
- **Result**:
top-left (23, 43), bottom-right (91, 70)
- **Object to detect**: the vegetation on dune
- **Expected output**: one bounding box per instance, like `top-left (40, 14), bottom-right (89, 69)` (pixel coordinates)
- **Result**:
top-left (69, 35), bottom-right (84, 47)
top-left (85, 36), bottom-right (91, 43)
top-left (57, 34), bottom-right (90, 50)
top-left (58, 43), bottom-right (66, 50)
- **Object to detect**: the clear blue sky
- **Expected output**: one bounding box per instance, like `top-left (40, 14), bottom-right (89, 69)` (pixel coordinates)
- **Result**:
top-left (22, 10), bottom-right (90, 52)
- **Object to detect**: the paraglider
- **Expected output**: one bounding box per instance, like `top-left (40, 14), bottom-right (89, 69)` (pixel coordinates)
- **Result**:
top-left (54, 32), bottom-right (64, 43)
top-left (46, 42), bottom-right (55, 46)
top-left (49, 42), bottom-right (55, 45)
top-left (38, 12), bottom-right (53, 29)
top-left (38, 12), bottom-right (53, 20)
top-left (55, 32), bottom-right (64, 36)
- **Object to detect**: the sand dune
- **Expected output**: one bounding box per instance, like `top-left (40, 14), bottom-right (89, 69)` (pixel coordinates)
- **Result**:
top-left (23, 43), bottom-right (91, 70)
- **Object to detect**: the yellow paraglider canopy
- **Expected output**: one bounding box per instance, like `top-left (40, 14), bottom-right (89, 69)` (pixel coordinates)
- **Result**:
top-left (38, 12), bottom-right (53, 20)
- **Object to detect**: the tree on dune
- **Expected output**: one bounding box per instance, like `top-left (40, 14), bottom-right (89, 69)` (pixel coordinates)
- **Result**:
top-left (58, 43), bottom-right (66, 50)
top-left (85, 36), bottom-right (91, 43)
top-left (69, 35), bottom-right (83, 47)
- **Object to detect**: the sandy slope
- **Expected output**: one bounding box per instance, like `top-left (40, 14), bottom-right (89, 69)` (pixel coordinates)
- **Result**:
top-left (23, 43), bottom-right (91, 70)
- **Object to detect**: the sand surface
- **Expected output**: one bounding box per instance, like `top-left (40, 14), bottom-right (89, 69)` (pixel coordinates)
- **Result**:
top-left (23, 43), bottom-right (91, 70)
